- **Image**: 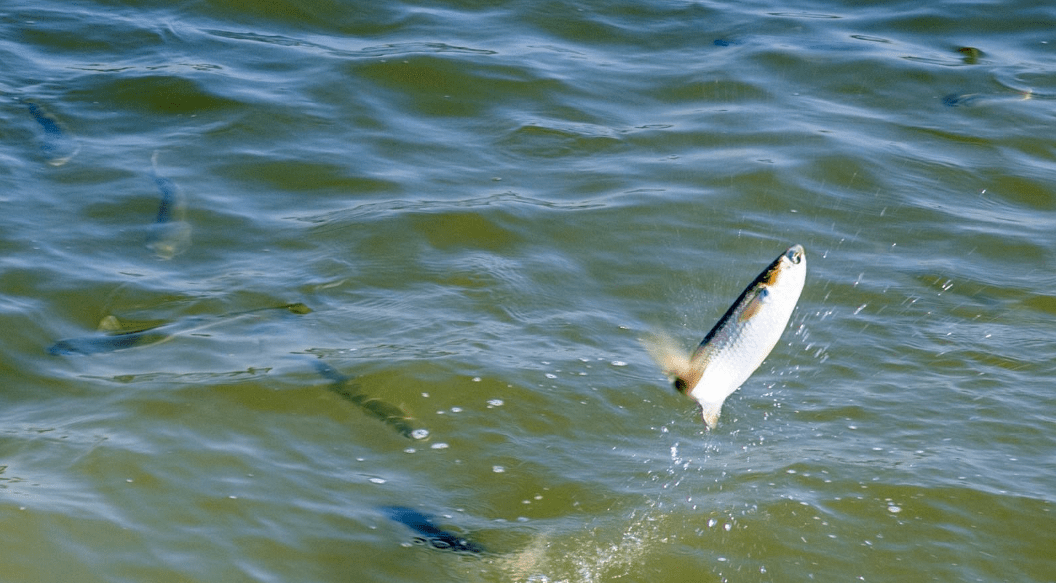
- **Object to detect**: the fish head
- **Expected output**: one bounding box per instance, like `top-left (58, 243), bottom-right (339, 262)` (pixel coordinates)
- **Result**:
top-left (750, 244), bottom-right (806, 314)
top-left (765, 244), bottom-right (806, 288)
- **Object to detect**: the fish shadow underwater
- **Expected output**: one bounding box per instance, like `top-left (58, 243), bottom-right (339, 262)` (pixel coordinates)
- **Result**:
top-left (382, 506), bottom-right (487, 554)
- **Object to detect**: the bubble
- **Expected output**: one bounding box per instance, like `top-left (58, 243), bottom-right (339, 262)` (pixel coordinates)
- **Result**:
top-left (888, 505), bottom-right (902, 513)
top-left (410, 429), bottom-right (430, 440)
top-left (611, 360), bottom-right (628, 367)
top-left (493, 466), bottom-right (505, 473)
top-left (486, 399), bottom-right (504, 407)
top-left (431, 442), bottom-right (449, 449)
top-left (368, 477), bottom-right (386, 484)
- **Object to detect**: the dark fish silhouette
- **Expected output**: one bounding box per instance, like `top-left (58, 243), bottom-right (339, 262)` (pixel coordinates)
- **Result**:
top-left (310, 360), bottom-right (423, 440)
top-left (48, 322), bottom-right (186, 355)
top-left (48, 303), bottom-right (311, 356)
top-left (22, 99), bottom-right (80, 166)
top-left (382, 506), bottom-right (485, 554)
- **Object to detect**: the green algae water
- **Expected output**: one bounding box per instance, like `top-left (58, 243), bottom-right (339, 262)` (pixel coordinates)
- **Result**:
top-left (2, 1), bottom-right (1055, 581)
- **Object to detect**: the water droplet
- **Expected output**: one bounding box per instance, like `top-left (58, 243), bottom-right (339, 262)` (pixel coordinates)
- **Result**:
top-left (493, 466), bottom-right (505, 473)
top-left (431, 442), bottom-right (449, 450)
top-left (486, 399), bottom-right (504, 407)
top-left (368, 477), bottom-right (386, 484)
top-left (611, 361), bottom-right (628, 367)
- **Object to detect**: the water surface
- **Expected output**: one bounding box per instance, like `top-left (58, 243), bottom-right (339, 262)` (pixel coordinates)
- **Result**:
top-left (2, 1), bottom-right (1055, 581)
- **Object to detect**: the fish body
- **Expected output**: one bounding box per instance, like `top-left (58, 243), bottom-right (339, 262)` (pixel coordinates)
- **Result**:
top-left (146, 151), bottom-right (192, 259)
top-left (47, 321), bottom-right (189, 355)
top-left (650, 244), bottom-right (806, 428)
top-left (23, 100), bottom-right (80, 166)
top-left (48, 303), bottom-right (311, 356)
top-left (382, 506), bottom-right (485, 554)
top-left (309, 360), bottom-right (423, 440)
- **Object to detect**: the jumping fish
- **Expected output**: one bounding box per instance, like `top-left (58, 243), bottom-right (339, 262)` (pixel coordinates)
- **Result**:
top-left (145, 151), bottom-right (192, 260)
top-left (22, 99), bottom-right (80, 166)
top-left (48, 302), bottom-right (311, 356)
top-left (310, 360), bottom-right (424, 440)
top-left (382, 506), bottom-right (486, 554)
top-left (647, 244), bottom-right (806, 429)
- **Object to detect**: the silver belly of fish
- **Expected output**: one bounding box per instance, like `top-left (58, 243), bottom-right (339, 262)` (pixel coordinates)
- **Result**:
top-left (649, 244), bottom-right (806, 428)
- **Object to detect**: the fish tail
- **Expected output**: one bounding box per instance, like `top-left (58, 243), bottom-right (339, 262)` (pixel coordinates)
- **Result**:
top-left (641, 332), bottom-right (694, 393)
top-left (700, 402), bottom-right (723, 430)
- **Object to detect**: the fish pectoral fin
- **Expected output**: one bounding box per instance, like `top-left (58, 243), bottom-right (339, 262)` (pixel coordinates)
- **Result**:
top-left (737, 287), bottom-right (769, 323)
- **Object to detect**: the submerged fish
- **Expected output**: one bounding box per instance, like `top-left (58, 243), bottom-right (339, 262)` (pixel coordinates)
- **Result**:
top-left (647, 244), bottom-right (806, 428)
top-left (382, 506), bottom-right (485, 554)
top-left (310, 360), bottom-right (424, 440)
top-left (942, 89), bottom-right (1034, 107)
top-left (22, 99), bottom-right (80, 166)
top-left (48, 302), bottom-right (311, 356)
top-left (145, 151), bottom-right (192, 260)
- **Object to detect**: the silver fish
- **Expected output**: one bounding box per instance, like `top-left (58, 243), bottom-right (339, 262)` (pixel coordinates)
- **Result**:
top-left (145, 151), bottom-right (192, 260)
top-left (648, 244), bottom-right (806, 428)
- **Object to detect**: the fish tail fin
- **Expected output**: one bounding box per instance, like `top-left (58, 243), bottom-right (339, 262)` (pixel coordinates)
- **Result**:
top-left (642, 332), bottom-right (695, 393)
top-left (700, 402), bottom-right (723, 430)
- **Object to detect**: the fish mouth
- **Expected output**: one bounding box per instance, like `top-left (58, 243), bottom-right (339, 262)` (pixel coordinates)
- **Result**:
top-left (785, 244), bottom-right (805, 265)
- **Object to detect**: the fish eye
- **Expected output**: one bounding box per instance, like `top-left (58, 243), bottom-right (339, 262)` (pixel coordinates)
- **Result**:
top-left (674, 378), bottom-right (687, 393)
top-left (788, 249), bottom-right (803, 264)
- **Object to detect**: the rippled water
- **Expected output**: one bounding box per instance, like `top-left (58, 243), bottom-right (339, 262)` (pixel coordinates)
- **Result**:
top-left (3, 1), bottom-right (1056, 581)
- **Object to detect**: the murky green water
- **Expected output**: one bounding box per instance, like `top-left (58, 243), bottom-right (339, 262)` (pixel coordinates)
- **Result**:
top-left (3, 1), bottom-right (1055, 581)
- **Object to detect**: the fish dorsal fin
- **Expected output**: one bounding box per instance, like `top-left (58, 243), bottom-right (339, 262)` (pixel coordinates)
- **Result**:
top-left (97, 315), bottom-right (122, 332)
